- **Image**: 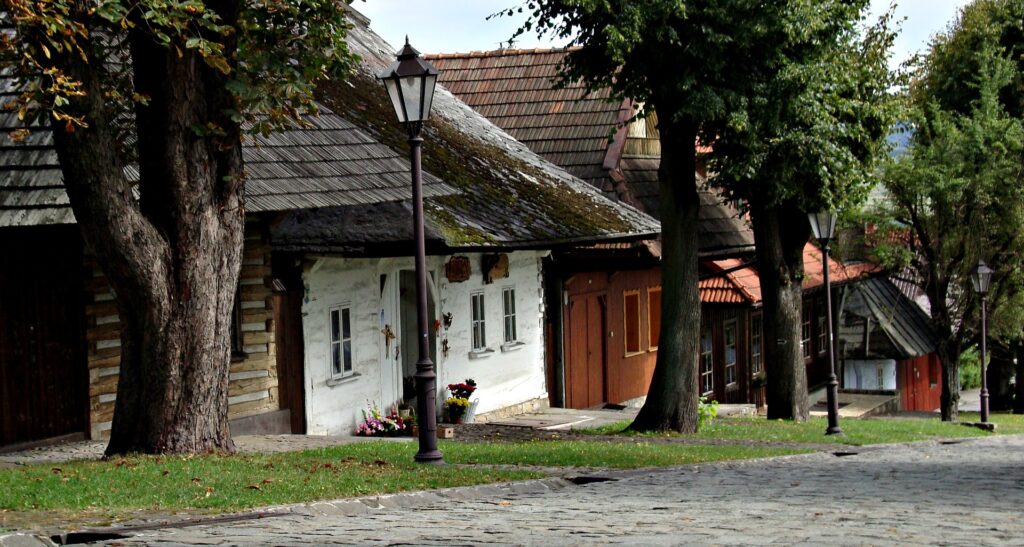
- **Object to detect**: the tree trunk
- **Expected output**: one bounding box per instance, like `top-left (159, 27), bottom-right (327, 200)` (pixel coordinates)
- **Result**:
top-left (988, 345), bottom-right (1014, 411)
top-left (629, 120), bottom-right (700, 433)
top-left (47, 4), bottom-right (244, 454)
top-left (936, 339), bottom-right (961, 421)
top-left (751, 201), bottom-right (810, 421)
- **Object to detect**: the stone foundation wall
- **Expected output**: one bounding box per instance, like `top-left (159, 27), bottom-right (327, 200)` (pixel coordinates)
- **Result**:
top-left (474, 397), bottom-right (550, 423)
top-left (84, 222), bottom-right (280, 439)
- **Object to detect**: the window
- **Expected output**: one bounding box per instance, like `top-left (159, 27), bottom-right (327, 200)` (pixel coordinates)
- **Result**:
top-left (329, 306), bottom-right (352, 377)
top-left (817, 298), bottom-right (827, 356)
top-left (623, 290), bottom-right (642, 355)
top-left (700, 329), bottom-right (714, 395)
top-left (801, 302), bottom-right (812, 360)
top-left (876, 364), bottom-right (886, 390)
top-left (502, 287), bottom-right (517, 343)
top-left (471, 292), bottom-right (486, 350)
top-left (750, 313), bottom-right (763, 375)
top-left (648, 287), bottom-right (661, 350)
top-left (724, 319), bottom-right (737, 385)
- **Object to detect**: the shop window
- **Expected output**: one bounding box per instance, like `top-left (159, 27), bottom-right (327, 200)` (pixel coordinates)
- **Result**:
top-left (724, 319), bottom-right (737, 385)
top-left (751, 312), bottom-right (763, 374)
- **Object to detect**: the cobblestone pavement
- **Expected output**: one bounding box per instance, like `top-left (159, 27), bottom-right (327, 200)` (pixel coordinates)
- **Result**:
top-left (71, 434), bottom-right (1024, 546)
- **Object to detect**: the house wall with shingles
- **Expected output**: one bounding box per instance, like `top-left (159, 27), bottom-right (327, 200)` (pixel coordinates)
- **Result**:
top-left (84, 222), bottom-right (280, 439)
top-left (301, 251), bottom-right (549, 436)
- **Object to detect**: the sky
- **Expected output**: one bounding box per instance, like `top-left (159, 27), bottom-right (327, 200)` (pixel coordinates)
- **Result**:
top-left (355, 0), bottom-right (972, 70)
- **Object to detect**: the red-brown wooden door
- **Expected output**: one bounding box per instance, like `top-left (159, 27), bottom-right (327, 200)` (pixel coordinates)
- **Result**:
top-left (273, 285), bottom-right (306, 434)
top-left (0, 228), bottom-right (88, 447)
top-left (565, 292), bottom-right (606, 409)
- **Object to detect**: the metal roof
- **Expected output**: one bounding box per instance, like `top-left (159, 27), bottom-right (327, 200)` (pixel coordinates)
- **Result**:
top-left (837, 276), bottom-right (937, 360)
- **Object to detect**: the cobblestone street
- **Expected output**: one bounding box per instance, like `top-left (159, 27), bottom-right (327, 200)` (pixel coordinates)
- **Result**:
top-left (69, 434), bottom-right (1023, 546)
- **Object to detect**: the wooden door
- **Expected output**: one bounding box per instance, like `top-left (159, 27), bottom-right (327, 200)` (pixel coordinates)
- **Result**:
top-left (565, 292), bottom-right (606, 409)
top-left (0, 228), bottom-right (88, 447)
top-left (273, 284), bottom-right (306, 434)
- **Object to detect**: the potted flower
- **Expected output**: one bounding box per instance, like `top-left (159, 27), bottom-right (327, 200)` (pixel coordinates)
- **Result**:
top-left (354, 403), bottom-right (413, 437)
top-left (444, 379), bottom-right (478, 423)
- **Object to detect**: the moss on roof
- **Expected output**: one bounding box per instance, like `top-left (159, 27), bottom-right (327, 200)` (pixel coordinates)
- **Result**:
top-left (316, 65), bottom-right (651, 248)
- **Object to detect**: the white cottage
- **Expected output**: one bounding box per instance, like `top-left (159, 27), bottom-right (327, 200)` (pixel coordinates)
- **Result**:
top-left (299, 252), bottom-right (548, 435)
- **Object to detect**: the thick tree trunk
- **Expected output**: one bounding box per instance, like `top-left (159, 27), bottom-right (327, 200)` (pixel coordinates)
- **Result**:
top-left (47, 4), bottom-right (244, 454)
top-left (988, 345), bottom-right (1014, 411)
top-left (751, 201), bottom-right (810, 421)
top-left (936, 339), bottom-right (961, 421)
top-left (629, 120), bottom-right (700, 433)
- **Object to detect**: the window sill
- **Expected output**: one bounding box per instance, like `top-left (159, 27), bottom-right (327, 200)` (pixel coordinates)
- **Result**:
top-left (326, 372), bottom-right (360, 387)
top-left (468, 348), bottom-right (495, 360)
top-left (500, 341), bottom-right (526, 353)
top-left (725, 382), bottom-right (739, 390)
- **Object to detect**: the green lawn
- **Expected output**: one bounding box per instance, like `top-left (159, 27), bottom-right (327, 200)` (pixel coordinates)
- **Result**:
top-left (582, 414), bottom-right (1003, 446)
top-left (959, 411), bottom-right (1024, 434)
top-left (0, 440), bottom-right (803, 513)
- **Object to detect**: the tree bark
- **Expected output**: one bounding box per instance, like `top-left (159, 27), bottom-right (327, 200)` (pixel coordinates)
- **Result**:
top-left (936, 338), bottom-right (961, 421)
top-left (988, 345), bottom-right (1014, 411)
top-left (46, 3), bottom-right (244, 454)
top-left (629, 119), bottom-right (700, 433)
top-left (751, 201), bottom-right (810, 421)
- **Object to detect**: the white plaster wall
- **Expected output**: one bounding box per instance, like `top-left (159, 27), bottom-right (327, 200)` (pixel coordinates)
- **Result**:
top-left (844, 359), bottom-right (897, 391)
top-left (301, 257), bottom-right (386, 435)
top-left (301, 251), bottom-right (549, 435)
top-left (435, 251), bottom-right (549, 415)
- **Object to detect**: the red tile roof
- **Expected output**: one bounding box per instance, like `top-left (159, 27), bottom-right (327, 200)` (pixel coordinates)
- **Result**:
top-left (699, 243), bottom-right (878, 304)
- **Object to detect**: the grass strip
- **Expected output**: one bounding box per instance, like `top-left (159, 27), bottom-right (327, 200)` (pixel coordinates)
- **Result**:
top-left (0, 440), bottom-right (805, 513)
top-left (0, 441), bottom-right (537, 512)
top-left (581, 415), bottom-right (1005, 445)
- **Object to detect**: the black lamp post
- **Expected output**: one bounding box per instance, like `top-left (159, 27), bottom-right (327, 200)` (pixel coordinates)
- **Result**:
top-left (971, 260), bottom-right (993, 424)
top-left (379, 38), bottom-right (443, 464)
top-left (808, 211), bottom-right (843, 435)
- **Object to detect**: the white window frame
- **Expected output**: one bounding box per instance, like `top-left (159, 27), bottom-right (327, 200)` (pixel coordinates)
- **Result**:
top-left (724, 319), bottom-right (738, 386)
top-left (701, 328), bottom-right (714, 395)
top-left (750, 312), bottom-right (763, 375)
top-left (801, 302), bottom-right (812, 360)
top-left (328, 304), bottom-right (353, 379)
top-left (471, 292), bottom-right (487, 351)
top-left (502, 287), bottom-right (517, 344)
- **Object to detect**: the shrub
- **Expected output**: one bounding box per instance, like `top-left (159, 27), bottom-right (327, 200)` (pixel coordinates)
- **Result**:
top-left (960, 346), bottom-right (982, 390)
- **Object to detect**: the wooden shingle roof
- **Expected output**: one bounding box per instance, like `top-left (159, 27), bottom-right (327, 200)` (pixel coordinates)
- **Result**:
top-left (429, 48), bottom-right (754, 256)
top-left (0, 76), bottom-right (454, 228)
top-left (272, 19), bottom-right (660, 253)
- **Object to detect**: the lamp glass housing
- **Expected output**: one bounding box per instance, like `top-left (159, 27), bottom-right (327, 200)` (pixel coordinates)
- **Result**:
top-left (808, 211), bottom-right (838, 242)
top-left (971, 260), bottom-right (993, 295)
top-left (379, 40), bottom-right (439, 125)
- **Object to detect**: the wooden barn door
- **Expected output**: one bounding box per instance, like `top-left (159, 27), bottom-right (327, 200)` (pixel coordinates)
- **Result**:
top-left (565, 292), bottom-right (606, 409)
top-left (0, 228), bottom-right (88, 447)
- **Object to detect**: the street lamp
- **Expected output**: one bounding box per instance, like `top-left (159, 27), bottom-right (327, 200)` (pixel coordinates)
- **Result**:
top-left (379, 38), bottom-right (443, 464)
top-left (808, 211), bottom-right (843, 435)
top-left (971, 260), bottom-right (993, 424)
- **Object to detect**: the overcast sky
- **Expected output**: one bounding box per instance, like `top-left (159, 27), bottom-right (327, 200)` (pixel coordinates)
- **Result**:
top-left (355, 0), bottom-right (971, 69)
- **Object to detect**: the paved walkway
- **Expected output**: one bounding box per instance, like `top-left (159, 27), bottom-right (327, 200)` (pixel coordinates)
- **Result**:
top-left (18, 434), bottom-right (1018, 546)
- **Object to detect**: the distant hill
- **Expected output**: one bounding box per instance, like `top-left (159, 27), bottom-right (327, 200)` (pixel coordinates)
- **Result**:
top-left (887, 123), bottom-right (913, 157)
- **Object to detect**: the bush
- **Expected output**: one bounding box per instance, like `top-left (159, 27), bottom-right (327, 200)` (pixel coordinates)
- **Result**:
top-left (698, 396), bottom-right (719, 429)
top-left (960, 346), bottom-right (982, 390)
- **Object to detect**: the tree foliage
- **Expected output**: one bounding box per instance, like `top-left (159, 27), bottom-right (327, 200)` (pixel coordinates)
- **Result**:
top-left (510, 0), bottom-right (895, 427)
top-left (874, 0), bottom-right (1024, 420)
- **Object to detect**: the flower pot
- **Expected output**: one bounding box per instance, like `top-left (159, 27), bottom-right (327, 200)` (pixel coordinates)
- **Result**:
top-left (399, 408), bottom-right (411, 419)
top-left (463, 399), bottom-right (479, 424)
